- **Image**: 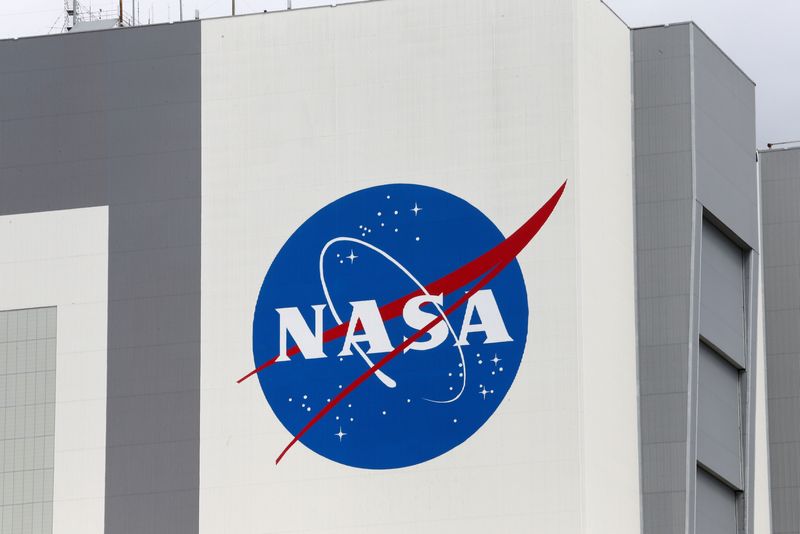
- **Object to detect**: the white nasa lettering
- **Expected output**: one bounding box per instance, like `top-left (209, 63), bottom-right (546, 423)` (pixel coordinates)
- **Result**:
top-left (402, 293), bottom-right (448, 352)
top-left (276, 304), bottom-right (327, 361)
top-left (455, 289), bottom-right (514, 346)
top-left (276, 290), bottom-right (514, 362)
top-left (338, 300), bottom-right (395, 357)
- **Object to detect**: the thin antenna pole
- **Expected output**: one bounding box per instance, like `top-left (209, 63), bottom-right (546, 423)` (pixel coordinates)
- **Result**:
top-left (179, 0), bottom-right (183, 21)
top-left (232, 0), bottom-right (235, 15)
top-left (767, 140), bottom-right (800, 149)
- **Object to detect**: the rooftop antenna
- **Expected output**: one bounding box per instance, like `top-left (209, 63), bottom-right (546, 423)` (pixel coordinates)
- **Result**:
top-left (767, 140), bottom-right (800, 149)
top-left (119, 0), bottom-right (123, 24)
top-left (232, 0), bottom-right (235, 15)
top-left (179, 0), bottom-right (183, 21)
top-left (65, 0), bottom-right (76, 30)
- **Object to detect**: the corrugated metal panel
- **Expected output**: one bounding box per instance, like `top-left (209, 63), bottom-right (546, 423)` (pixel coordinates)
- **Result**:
top-left (692, 27), bottom-right (758, 250)
top-left (698, 343), bottom-right (743, 489)
top-left (696, 468), bottom-right (738, 534)
top-left (760, 147), bottom-right (800, 534)
top-left (633, 24), bottom-right (694, 534)
top-left (700, 221), bottom-right (746, 367)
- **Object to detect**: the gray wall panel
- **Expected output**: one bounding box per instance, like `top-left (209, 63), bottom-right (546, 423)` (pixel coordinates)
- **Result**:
top-left (636, 200), bottom-right (694, 251)
top-left (642, 492), bottom-right (687, 534)
top-left (634, 105), bottom-right (693, 156)
top-left (698, 343), bottom-right (743, 489)
top-left (634, 24), bottom-right (695, 534)
top-left (764, 221), bottom-right (800, 267)
top-left (765, 309), bottom-right (800, 356)
top-left (100, 23), bottom-right (202, 534)
top-left (634, 22), bottom-right (759, 534)
top-left (633, 24), bottom-right (691, 61)
top-left (696, 468), bottom-right (738, 534)
top-left (639, 344), bottom-right (691, 396)
top-left (0, 22), bottom-right (201, 534)
top-left (635, 152), bottom-right (694, 205)
top-left (700, 222), bottom-right (746, 367)
top-left (637, 247), bottom-right (692, 299)
top-left (692, 27), bottom-right (758, 250)
top-left (640, 393), bottom-right (688, 444)
top-left (767, 352), bottom-right (800, 400)
top-left (771, 487), bottom-right (800, 534)
top-left (642, 442), bottom-right (690, 494)
top-left (763, 265), bottom-right (800, 313)
top-left (757, 147), bottom-right (800, 533)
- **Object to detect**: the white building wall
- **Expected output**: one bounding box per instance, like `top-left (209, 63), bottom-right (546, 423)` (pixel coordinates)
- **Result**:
top-left (574, 2), bottom-right (641, 533)
top-left (199, 1), bottom-right (637, 532)
top-left (0, 207), bottom-right (108, 534)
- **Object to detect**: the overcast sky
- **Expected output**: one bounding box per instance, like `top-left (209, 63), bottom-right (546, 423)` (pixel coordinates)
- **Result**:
top-left (0, 0), bottom-right (796, 147)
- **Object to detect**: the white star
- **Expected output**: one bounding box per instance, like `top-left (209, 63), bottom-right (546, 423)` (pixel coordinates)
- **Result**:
top-left (346, 250), bottom-right (358, 264)
top-left (335, 427), bottom-right (347, 442)
top-left (491, 354), bottom-right (502, 366)
top-left (479, 386), bottom-right (490, 400)
top-left (411, 202), bottom-right (423, 216)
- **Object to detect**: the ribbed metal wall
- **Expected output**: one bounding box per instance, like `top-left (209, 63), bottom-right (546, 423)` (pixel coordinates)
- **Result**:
top-left (633, 22), bottom-right (758, 534)
top-left (760, 146), bottom-right (800, 534)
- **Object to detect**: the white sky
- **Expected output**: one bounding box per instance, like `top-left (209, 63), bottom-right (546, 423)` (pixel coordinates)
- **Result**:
top-left (0, 0), bottom-right (796, 147)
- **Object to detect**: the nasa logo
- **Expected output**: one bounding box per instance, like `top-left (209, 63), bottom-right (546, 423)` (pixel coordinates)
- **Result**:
top-left (240, 182), bottom-right (566, 469)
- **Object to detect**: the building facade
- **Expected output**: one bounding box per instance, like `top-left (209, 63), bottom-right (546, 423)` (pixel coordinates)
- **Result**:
top-left (0, 0), bottom-right (784, 533)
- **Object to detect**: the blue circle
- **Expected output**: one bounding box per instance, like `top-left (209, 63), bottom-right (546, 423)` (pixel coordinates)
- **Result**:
top-left (253, 184), bottom-right (529, 469)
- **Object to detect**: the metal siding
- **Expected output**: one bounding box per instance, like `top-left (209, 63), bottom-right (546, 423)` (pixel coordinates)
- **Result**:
top-left (697, 343), bottom-right (743, 489)
top-left (761, 147), bottom-right (800, 534)
top-left (634, 23), bottom-right (759, 534)
top-left (103, 23), bottom-right (201, 534)
top-left (700, 222), bottom-right (746, 367)
top-left (633, 24), bottom-right (694, 534)
top-left (696, 468), bottom-right (738, 534)
top-left (692, 28), bottom-right (758, 250)
top-left (771, 487), bottom-right (800, 534)
top-left (0, 22), bottom-right (202, 534)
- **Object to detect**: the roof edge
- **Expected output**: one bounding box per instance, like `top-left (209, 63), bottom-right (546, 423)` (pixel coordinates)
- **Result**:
top-left (631, 21), bottom-right (756, 87)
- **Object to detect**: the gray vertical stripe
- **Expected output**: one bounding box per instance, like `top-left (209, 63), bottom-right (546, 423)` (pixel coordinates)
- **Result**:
top-left (0, 22), bottom-right (202, 534)
top-left (760, 146), bottom-right (800, 534)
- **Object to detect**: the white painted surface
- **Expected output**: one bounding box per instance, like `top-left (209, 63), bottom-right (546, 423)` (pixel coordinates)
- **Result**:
top-left (200, 0), bottom-right (638, 532)
top-left (574, 1), bottom-right (640, 533)
top-left (753, 197), bottom-right (773, 534)
top-left (0, 207), bottom-right (108, 534)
